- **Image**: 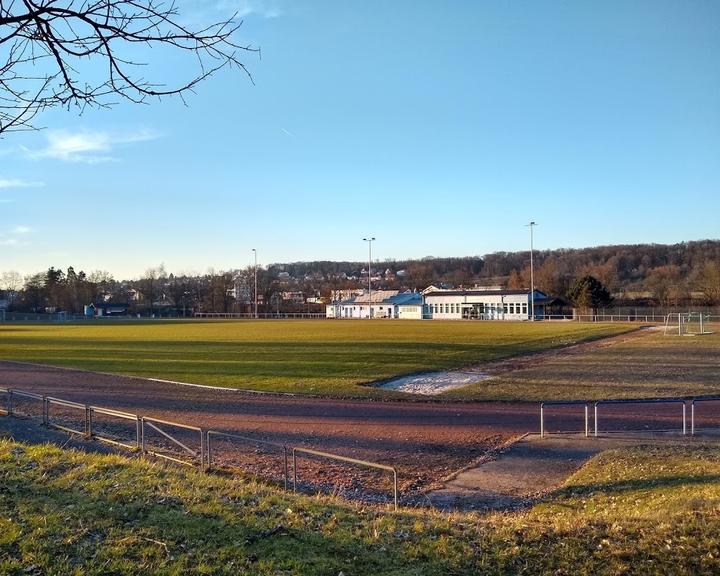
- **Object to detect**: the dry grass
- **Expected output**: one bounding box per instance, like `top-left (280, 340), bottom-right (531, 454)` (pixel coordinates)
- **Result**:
top-left (0, 439), bottom-right (719, 574)
top-left (446, 325), bottom-right (720, 401)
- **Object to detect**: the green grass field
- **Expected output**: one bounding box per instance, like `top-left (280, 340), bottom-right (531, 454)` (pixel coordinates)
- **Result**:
top-left (0, 437), bottom-right (718, 575)
top-left (448, 325), bottom-right (720, 401)
top-left (0, 320), bottom-right (633, 398)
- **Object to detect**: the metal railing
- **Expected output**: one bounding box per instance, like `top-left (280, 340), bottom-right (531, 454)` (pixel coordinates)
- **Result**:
top-left (540, 401), bottom-right (590, 437)
top-left (690, 397), bottom-right (720, 436)
top-left (594, 398), bottom-right (687, 437)
top-left (206, 431), bottom-right (289, 489)
top-left (0, 387), bottom-right (9, 416)
top-left (292, 447), bottom-right (398, 510)
top-left (5, 389), bottom-right (45, 419)
top-left (141, 416), bottom-right (205, 467)
top-left (539, 396), bottom-right (720, 438)
top-left (0, 387), bottom-right (402, 508)
top-left (45, 396), bottom-right (88, 437)
top-left (88, 406), bottom-right (142, 450)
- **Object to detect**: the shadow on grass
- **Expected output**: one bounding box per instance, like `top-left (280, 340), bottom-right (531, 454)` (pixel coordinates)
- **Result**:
top-left (553, 473), bottom-right (720, 500)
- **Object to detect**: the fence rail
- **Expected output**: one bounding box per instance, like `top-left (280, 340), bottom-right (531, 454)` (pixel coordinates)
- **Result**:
top-left (0, 387), bottom-right (9, 416)
top-left (45, 396), bottom-right (89, 437)
top-left (292, 446), bottom-right (398, 510)
top-left (594, 398), bottom-right (687, 436)
top-left (540, 401), bottom-right (590, 437)
top-left (141, 416), bottom-right (205, 467)
top-left (207, 431), bottom-right (289, 489)
top-left (690, 397), bottom-right (720, 436)
top-left (88, 406), bottom-right (142, 450)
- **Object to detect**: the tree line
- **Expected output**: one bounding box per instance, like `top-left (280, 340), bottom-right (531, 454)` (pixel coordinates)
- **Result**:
top-left (1, 240), bottom-right (719, 314)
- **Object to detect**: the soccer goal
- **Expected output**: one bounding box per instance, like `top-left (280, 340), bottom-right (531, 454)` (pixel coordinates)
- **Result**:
top-left (663, 312), bottom-right (713, 336)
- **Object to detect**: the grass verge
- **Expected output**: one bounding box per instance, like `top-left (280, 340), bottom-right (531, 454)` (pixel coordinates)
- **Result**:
top-left (445, 325), bottom-right (720, 401)
top-left (0, 438), bottom-right (718, 575)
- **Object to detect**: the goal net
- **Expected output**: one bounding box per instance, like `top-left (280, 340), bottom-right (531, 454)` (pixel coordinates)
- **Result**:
top-left (663, 312), bottom-right (713, 336)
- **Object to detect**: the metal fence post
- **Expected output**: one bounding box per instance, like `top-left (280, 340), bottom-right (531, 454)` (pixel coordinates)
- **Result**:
top-left (135, 416), bottom-right (142, 450)
top-left (584, 404), bottom-right (589, 437)
top-left (206, 432), bottom-right (213, 469)
top-left (393, 470), bottom-right (398, 511)
top-left (540, 403), bottom-right (544, 438)
top-left (682, 403), bottom-right (687, 436)
top-left (292, 449), bottom-right (297, 492)
top-left (42, 396), bottom-right (48, 426)
top-left (283, 447), bottom-right (289, 490)
top-left (691, 401), bottom-right (695, 436)
top-left (85, 406), bottom-right (92, 439)
top-left (199, 429), bottom-right (206, 470)
top-left (141, 417), bottom-right (146, 454)
top-left (594, 403), bottom-right (598, 437)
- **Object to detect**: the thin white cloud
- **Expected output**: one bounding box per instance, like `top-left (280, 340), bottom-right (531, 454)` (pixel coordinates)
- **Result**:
top-left (215, 0), bottom-right (282, 18)
top-left (0, 178), bottom-right (44, 189)
top-left (0, 224), bottom-right (33, 248)
top-left (26, 128), bottom-right (160, 163)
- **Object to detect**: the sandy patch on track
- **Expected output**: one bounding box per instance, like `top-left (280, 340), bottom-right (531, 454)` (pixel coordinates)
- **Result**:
top-left (377, 371), bottom-right (490, 395)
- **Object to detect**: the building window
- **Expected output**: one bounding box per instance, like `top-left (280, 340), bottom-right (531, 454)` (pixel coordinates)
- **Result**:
top-left (522, 304), bottom-right (528, 314)
top-left (503, 303), bottom-right (508, 314)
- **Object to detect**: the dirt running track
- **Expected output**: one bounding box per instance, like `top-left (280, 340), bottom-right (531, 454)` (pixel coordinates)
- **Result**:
top-left (0, 360), bottom-right (710, 503)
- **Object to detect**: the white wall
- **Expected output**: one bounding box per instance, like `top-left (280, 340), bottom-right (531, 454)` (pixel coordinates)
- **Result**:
top-left (424, 293), bottom-right (531, 320)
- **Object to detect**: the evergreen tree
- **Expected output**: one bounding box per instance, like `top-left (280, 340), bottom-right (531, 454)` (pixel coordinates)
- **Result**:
top-left (566, 275), bottom-right (613, 311)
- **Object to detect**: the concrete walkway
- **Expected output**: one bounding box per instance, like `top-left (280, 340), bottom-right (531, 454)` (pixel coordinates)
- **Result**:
top-left (426, 433), bottom-right (702, 511)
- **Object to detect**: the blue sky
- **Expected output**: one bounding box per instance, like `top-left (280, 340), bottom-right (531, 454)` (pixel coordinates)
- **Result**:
top-left (1, 0), bottom-right (718, 278)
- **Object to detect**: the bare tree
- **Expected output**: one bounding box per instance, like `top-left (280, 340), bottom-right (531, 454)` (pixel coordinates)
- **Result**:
top-left (0, 0), bottom-right (257, 133)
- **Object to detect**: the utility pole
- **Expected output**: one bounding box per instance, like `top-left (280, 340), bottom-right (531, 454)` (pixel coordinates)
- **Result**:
top-left (527, 221), bottom-right (537, 321)
top-left (252, 248), bottom-right (258, 319)
top-left (363, 237), bottom-right (375, 319)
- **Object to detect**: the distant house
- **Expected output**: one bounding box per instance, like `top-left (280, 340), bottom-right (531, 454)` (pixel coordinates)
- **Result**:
top-left (326, 290), bottom-right (423, 319)
top-left (93, 302), bottom-right (130, 316)
top-left (423, 286), bottom-right (549, 320)
top-left (281, 291), bottom-right (305, 304)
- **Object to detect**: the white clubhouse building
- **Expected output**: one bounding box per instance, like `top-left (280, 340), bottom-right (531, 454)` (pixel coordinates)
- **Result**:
top-left (326, 286), bottom-right (550, 320)
top-left (422, 286), bottom-right (549, 320)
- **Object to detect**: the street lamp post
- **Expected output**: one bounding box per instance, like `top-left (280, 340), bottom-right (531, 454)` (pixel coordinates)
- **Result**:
top-left (527, 221), bottom-right (537, 321)
top-left (252, 248), bottom-right (258, 319)
top-left (362, 237), bottom-right (375, 319)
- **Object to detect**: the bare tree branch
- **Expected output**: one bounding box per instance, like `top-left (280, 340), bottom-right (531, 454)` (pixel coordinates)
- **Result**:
top-left (0, 0), bottom-right (258, 133)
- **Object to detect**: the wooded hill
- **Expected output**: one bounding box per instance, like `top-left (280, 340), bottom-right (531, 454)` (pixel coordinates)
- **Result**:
top-left (271, 239), bottom-right (720, 305)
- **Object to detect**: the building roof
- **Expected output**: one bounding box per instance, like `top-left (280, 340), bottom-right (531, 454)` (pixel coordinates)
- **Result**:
top-left (334, 290), bottom-right (422, 306)
top-left (387, 292), bottom-right (423, 306)
top-left (424, 289), bottom-right (547, 298)
top-left (346, 290), bottom-right (399, 304)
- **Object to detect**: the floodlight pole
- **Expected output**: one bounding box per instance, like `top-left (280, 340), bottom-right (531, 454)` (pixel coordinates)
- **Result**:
top-left (527, 221), bottom-right (537, 321)
top-left (252, 248), bottom-right (258, 319)
top-left (363, 237), bottom-right (375, 319)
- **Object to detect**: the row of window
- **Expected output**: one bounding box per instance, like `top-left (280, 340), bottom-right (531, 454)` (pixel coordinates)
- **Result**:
top-left (425, 302), bottom-right (529, 315)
